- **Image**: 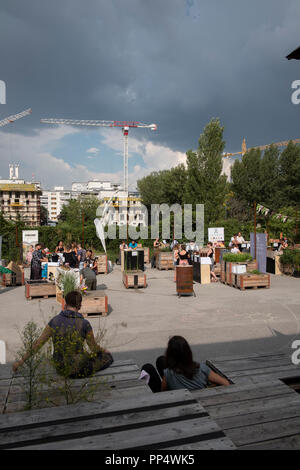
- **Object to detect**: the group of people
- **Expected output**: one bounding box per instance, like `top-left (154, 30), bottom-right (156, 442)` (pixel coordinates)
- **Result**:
top-left (28, 241), bottom-right (99, 291)
top-left (229, 232), bottom-right (246, 253)
top-left (13, 288), bottom-right (229, 393)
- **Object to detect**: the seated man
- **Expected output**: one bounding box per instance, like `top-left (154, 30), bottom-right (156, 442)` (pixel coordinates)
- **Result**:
top-left (86, 249), bottom-right (98, 274)
top-left (80, 261), bottom-right (97, 290)
top-left (13, 291), bottom-right (113, 378)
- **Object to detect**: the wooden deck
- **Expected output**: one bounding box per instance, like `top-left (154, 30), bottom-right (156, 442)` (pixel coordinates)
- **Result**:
top-left (194, 352), bottom-right (300, 449)
top-left (0, 372), bottom-right (235, 450)
top-left (1, 352), bottom-right (300, 449)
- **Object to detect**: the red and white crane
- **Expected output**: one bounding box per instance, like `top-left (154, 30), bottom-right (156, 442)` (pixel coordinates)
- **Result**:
top-left (40, 118), bottom-right (157, 193)
top-left (0, 108), bottom-right (32, 128)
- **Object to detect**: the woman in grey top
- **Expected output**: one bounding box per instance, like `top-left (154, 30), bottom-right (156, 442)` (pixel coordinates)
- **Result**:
top-left (142, 336), bottom-right (230, 393)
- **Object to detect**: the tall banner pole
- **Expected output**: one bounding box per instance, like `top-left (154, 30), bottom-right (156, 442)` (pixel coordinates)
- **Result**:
top-left (254, 201), bottom-right (257, 260)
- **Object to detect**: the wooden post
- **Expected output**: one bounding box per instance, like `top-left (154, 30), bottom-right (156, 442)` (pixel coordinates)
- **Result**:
top-left (254, 201), bottom-right (257, 260)
top-left (15, 224), bottom-right (19, 247)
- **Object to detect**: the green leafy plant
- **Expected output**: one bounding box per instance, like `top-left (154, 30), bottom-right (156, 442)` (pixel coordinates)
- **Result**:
top-left (280, 249), bottom-right (300, 268)
top-left (14, 322), bottom-right (48, 411)
top-left (222, 253), bottom-right (253, 263)
top-left (248, 269), bottom-right (262, 275)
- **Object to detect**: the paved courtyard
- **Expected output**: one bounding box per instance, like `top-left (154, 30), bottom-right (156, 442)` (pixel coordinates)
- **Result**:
top-left (1, 266), bottom-right (300, 368)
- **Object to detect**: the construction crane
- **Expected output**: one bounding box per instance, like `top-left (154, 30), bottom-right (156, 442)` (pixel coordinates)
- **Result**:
top-left (223, 137), bottom-right (300, 159)
top-left (40, 118), bottom-right (157, 193)
top-left (0, 108), bottom-right (32, 128)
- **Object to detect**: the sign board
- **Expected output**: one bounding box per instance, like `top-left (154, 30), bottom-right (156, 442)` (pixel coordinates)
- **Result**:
top-left (208, 227), bottom-right (224, 243)
top-left (22, 230), bottom-right (39, 263)
top-left (250, 232), bottom-right (267, 273)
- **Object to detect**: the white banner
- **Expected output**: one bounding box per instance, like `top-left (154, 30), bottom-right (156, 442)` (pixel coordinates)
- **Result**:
top-left (208, 227), bottom-right (224, 243)
top-left (22, 230), bottom-right (39, 263)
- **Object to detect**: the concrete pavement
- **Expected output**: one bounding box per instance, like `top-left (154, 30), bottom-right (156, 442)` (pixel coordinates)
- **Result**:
top-left (1, 266), bottom-right (299, 368)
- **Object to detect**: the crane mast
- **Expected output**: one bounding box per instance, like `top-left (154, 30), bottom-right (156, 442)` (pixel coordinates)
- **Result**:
top-left (41, 118), bottom-right (157, 193)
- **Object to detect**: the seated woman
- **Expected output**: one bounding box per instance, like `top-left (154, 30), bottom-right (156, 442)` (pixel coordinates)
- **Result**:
top-left (12, 291), bottom-right (113, 379)
top-left (142, 336), bottom-right (230, 393)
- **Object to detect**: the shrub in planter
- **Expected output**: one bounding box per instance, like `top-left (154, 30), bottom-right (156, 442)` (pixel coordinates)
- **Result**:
top-left (222, 253), bottom-right (253, 263)
top-left (280, 249), bottom-right (300, 275)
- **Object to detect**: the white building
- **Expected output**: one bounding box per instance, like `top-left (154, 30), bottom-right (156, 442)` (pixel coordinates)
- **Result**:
top-left (41, 179), bottom-right (147, 227)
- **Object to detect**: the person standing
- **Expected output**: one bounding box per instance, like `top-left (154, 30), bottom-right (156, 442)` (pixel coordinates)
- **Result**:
top-left (77, 244), bottom-right (86, 270)
top-left (30, 244), bottom-right (47, 280)
top-left (80, 261), bottom-right (97, 290)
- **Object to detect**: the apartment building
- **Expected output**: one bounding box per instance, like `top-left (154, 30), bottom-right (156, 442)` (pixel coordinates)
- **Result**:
top-left (0, 165), bottom-right (41, 226)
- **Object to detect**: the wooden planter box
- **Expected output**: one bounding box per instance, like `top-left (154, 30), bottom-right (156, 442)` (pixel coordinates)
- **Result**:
top-left (61, 292), bottom-right (108, 317)
top-left (214, 263), bottom-right (221, 277)
top-left (157, 252), bottom-right (174, 270)
top-left (142, 247), bottom-right (150, 264)
top-left (123, 270), bottom-right (147, 289)
top-left (176, 266), bottom-right (194, 297)
top-left (281, 264), bottom-right (294, 275)
top-left (96, 254), bottom-right (108, 274)
top-left (222, 260), bottom-right (258, 285)
top-left (1, 262), bottom-right (24, 286)
top-left (25, 280), bottom-right (56, 300)
top-left (234, 273), bottom-right (270, 290)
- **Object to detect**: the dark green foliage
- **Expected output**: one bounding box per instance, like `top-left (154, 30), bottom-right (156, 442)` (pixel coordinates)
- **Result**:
top-left (222, 253), bottom-right (253, 262)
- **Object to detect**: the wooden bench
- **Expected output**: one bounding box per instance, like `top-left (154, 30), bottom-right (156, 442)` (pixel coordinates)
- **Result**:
top-left (0, 360), bottom-right (148, 414)
top-left (0, 387), bottom-right (236, 450)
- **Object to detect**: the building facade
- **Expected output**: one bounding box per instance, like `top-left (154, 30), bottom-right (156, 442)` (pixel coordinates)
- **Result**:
top-left (0, 165), bottom-right (41, 226)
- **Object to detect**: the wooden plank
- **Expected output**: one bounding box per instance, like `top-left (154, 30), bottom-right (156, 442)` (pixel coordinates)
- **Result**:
top-left (207, 357), bottom-right (294, 374)
top-left (0, 401), bottom-right (205, 448)
top-left (163, 437), bottom-right (236, 450)
top-left (9, 416), bottom-right (225, 450)
top-left (216, 400), bottom-right (300, 432)
top-left (229, 364), bottom-right (300, 380)
top-left (0, 389), bottom-right (193, 429)
top-left (241, 434), bottom-right (300, 450)
top-left (223, 415), bottom-right (300, 448)
top-left (192, 381), bottom-right (295, 407)
top-left (205, 393), bottom-right (300, 421)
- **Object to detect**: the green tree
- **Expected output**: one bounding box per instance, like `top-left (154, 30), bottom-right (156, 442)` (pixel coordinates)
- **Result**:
top-left (231, 148), bottom-right (262, 205)
top-left (184, 118), bottom-right (227, 223)
top-left (259, 145), bottom-right (281, 208)
top-left (278, 141), bottom-right (300, 207)
top-left (58, 196), bottom-right (100, 225)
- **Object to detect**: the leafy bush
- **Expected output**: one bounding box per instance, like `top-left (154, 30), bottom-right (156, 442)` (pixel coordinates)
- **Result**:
top-left (222, 253), bottom-right (253, 263)
top-left (280, 249), bottom-right (300, 268)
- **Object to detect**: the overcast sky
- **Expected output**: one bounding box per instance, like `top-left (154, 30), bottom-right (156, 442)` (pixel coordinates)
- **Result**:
top-left (0, 0), bottom-right (299, 189)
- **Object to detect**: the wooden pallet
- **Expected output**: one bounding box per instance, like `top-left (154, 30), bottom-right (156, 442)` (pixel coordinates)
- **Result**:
top-left (96, 254), bottom-right (108, 274)
top-left (61, 292), bottom-right (108, 317)
top-left (157, 252), bottom-right (174, 270)
top-left (123, 271), bottom-right (147, 289)
top-left (25, 281), bottom-right (56, 300)
top-left (234, 273), bottom-right (270, 290)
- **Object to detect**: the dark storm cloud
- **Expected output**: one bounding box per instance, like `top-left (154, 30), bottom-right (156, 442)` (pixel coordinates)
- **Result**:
top-left (1, 0), bottom-right (300, 154)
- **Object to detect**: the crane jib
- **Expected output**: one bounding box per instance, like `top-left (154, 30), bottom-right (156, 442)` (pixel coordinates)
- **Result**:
top-left (113, 121), bottom-right (139, 127)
